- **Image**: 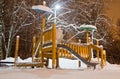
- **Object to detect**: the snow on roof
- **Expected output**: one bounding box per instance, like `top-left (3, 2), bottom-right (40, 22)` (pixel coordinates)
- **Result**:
top-left (32, 5), bottom-right (53, 13)
top-left (80, 24), bottom-right (97, 31)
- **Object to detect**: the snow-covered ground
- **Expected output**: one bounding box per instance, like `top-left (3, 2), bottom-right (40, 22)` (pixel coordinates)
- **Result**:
top-left (0, 57), bottom-right (120, 79)
top-left (1, 57), bottom-right (87, 69)
top-left (1, 57), bottom-right (32, 63)
top-left (1, 57), bottom-right (120, 70)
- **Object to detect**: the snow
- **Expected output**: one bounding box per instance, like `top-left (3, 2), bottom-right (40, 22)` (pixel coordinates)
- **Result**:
top-left (1, 57), bottom-right (32, 66)
top-left (32, 5), bottom-right (53, 13)
top-left (1, 57), bottom-right (15, 62)
top-left (0, 57), bottom-right (120, 79)
top-left (80, 24), bottom-right (97, 31)
top-left (48, 58), bottom-right (87, 69)
top-left (1, 57), bottom-right (87, 69)
top-left (1, 57), bottom-right (120, 71)
top-left (1, 57), bottom-right (32, 63)
top-left (23, 58), bottom-right (32, 62)
top-left (103, 62), bottom-right (120, 71)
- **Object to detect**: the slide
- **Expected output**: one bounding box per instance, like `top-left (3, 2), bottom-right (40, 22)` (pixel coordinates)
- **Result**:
top-left (57, 44), bottom-right (98, 69)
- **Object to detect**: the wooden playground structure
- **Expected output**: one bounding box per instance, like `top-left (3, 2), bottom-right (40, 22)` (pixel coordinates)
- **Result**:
top-left (14, 16), bottom-right (106, 69)
top-left (13, 2), bottom-right (106, 69)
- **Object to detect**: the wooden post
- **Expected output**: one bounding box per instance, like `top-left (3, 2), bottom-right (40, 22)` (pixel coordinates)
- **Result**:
top-left (103, 50), bottom-right (106, 66)
top-left (78, 61), bottom-right (81, 67)
top-left (96, 40), bottom-right (100, 62)
top-left (88, 45), bottom-right (91, 61)
top-left (56, 48), bottom-right (59, 68)
top-left (75, 45), bottom-right (77, 53)
top-left (41, 15), bottom-right (46, 67)
top-left (82, 46), bottom-right (84, 57)
top-left (86, 30), bottom-right (89, 44)
top-left (39, 35), bottom-right (42, 64)
top-left (84, 46), bottom-right (86, 58)
top-left (82, 46), bottom-right (84, 58)
top-left (87, 47), bottom-right (89, 58)
top-left (32, 35), bottom-right (36, 62)
top-left (100, 45), bottom-right (104, 68)
top-left (77, 45), bottom-right (79, 55)
top-left (14, 36), bottom-right (20, 66)
top-left (86, 47), bottom-right (88, 58)
top-left (84, 47), bottom-right (86, 58)
top-left (104, 50), bottom-right (106, 65)
top-left (78, 42), bottom-right (81, 67)
top-left (85, 47), bottom-right (87, 58)
top-left (52, 23), bottom-right (56, 68)
top-left (78, 40), bottom-right (81, 55)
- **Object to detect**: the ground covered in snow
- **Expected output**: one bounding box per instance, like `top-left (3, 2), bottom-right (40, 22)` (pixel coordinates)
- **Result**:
top-left (0, 57), bottom-right (120, 79)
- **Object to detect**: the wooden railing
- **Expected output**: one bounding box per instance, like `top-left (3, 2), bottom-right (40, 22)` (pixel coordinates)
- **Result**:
top-left (58, 43), bottom-right (91, 60)
top-left (90, 44), bottom-right (106, 67)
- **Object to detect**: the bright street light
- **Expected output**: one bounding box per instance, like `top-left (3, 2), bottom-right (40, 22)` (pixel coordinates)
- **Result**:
top-left (54, 4), bottom-right (61, 23)
top-left (55, 4), bottom-right (61, 10)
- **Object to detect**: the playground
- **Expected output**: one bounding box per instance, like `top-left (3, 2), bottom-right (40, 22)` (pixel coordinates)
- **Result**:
top-left (8, 2), bottom-right (107, 69)
top-left (0, 1), bottom-right (120, 79)
top-left (0, 1), bottom-right (107, 69)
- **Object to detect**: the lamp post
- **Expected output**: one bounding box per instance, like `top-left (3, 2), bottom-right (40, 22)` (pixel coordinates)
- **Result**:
top-left (32, 1), bottom-right (53, 67)
top-left (52, 4), bottom-right (61, 68)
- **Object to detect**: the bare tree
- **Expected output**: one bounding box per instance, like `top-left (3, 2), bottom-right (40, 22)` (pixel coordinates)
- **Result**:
top-left (46, 0), bottom-right (111, 43)
top-left (106, 18), bottom-right (120, 64)
top-left (2, 0), bottom-right (36, 58)
top-left (0, 0), bottom-right (3, 59)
